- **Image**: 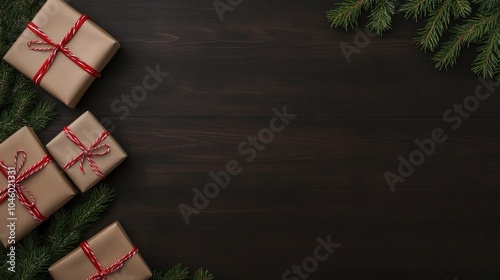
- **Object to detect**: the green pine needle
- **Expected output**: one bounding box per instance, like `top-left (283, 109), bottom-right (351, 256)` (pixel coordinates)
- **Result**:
top-left (327, 0), bottom-right (369, 30)
top-left (401, 0), bottom-right (439, 20)
top-left (328, 0), bottom-right (500, 81)
top-left (415, 0), bottom-right (471, 51)
top-left (152, 265), bottom-right (215, 280)
top-left (191, 268), bottom-right (215, 280)
top-left (433, 8), bottom-right (500, 70)
top-left (43, 184), bottom-right (116, 262)
top-left (367, 0), bottom-right (395, 36)
top-left (0, 0), bottom-right (55, 142)
top-left (153, 264), bottom-right (190, 280)
top-left (471, 28), bottom-right (500, 78)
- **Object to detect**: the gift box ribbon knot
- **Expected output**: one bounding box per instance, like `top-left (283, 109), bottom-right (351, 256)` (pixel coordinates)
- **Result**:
top-left (80, 240), bottom-right (139, 280)
top-left (63, 126), bottom-right (111, 179)
top-left (26, 14), bottom-right (101, 85)
top-left (0, 150), bottom-right (52, 222)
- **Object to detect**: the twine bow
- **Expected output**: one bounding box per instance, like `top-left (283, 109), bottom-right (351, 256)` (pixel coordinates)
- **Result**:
top-left (26, 14), bottom-right (101, 85)
top-left (62, 127), bottom-right (110, 179)
top-left (0, 150), bottom-right (51, 223)
top-left (80, 241), bottom-right (138, 280)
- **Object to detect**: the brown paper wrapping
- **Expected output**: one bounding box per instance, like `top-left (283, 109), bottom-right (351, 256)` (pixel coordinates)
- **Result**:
top-left (0, 127), bottom-right (76, 247)
top-left (47, 111), bottom-right (127, 192)
top-left (49, 221), bottom-right (152, 280)
top-left (3, 0), bottom-right (120, 108)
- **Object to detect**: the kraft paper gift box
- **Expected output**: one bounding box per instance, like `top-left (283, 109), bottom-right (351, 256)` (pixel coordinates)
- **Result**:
top-left (3, 0), bottom-right (120, 108)
top-left (47, 111), bottom-right (127, 192)
top-left (0, 127), bottom-right (76, 247)
top-left (49, 221), bottom-right (152, 280)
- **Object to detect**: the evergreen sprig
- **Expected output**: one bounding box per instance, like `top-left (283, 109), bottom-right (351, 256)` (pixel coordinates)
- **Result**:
top-left (0, 0), bottom-right (56, 142)
top-left (327, 0), bottom-right (500, 82)
top-left (152, 264), bottom-right (215, 280)
top-left (0, 184), bottom-right (115, 280)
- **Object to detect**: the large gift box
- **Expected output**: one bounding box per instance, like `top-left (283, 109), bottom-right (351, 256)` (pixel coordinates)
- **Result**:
top-left (47, 111), bottom-right (127, 192)
top-left (49, 221), bottom-right (152, 280)
top-left (0, 127), bottom-right (76, 246)
top-left (3, 0), bottom-right (120, 108)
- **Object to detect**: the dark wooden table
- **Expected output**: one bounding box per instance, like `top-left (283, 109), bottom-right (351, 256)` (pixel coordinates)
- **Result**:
top-left (36, 0), bottom-right (500, 279)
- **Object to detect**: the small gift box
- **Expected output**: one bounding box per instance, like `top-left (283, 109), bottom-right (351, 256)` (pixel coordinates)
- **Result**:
top-left (0, 127), bottom-right (76, 247)
top-left (47, 111), bottom-right (127, 192)
top-left (3, 0), bottom-right (120, 108)
top-left (49, 221), bottom-right (152, 280)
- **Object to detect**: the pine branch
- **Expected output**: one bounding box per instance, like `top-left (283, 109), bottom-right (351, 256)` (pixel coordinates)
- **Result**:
top-left (471, 28), bottom-right (500, 78)
top-left (153, 264), bottom-right (190, 280)
top-left (415, 0), bottom-right (471, 52)
top-left (327, 0), bottom-right (369, 30)
top-left (43, 184), bottom-right (115, 262)
top-left (473, 0), bottom-right (500, 12)
top-left (152, 265), bottom-right (215, 280)
top-left (191, 268), bottom-right (215, 280)
top-left (0, 63), bottom-right (14, 107)
top-left (0, 0), bottom-right (56, 142)
top-left (402, 0), bottom-right (439, 21)
top-left (367, 0), bottom-right (395, 36)
top-left (433, 8), bottom-right (500, 70)
top-left (451, 0), bottom-right (471, 19)
top-left (328, 0), bottom-right (500, 80)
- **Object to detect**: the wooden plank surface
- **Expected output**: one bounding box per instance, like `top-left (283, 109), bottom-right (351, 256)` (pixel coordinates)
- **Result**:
top-left (34, 0), bottom-right (500, 279)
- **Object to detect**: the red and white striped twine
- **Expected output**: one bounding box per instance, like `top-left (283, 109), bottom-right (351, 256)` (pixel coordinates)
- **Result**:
top-left (0, 150), bottom-right (51, 222)
top-left (80, 240), bottom-right (138, 280)
top-left (26, 15), bottom-right (101, 85)
top-left (62, 127), bottom-right (111, 180)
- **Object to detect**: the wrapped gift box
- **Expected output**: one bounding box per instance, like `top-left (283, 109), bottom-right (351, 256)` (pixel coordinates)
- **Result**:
top-left (47, 111), bottom-right (127, 192)
top-left (0, 127), bottom-right (76, 246)
top-left (3, 0), bottom-right (120, 108)
top-left (49, 221), bottom-right (152, 280)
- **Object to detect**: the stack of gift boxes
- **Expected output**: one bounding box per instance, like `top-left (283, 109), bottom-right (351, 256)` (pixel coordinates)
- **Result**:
top-left (1, 0), bottom-right (152, 279)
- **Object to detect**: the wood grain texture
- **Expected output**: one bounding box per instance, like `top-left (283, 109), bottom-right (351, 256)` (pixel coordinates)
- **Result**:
top-left (33, 0), bottom-right (500, 279)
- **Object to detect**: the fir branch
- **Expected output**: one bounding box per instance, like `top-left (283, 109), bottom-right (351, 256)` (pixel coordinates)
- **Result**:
top-left (191, 268), bottom-right (215, 280)
top-left (43, 184), bottom-right (115, 262)
top-left (415, 0), bottom-right (453, 51)
top-left (152, 265), bottom-right (215, 280)
top-left (471, 28), bottom-right (500, 78)
top-left (0, 0), bottom-right (56, 142)
top-left (401, 0), bottom-right (439, 20)
top-left (12, 234), bottom-right (51, 280)
top-left (153, 264), bottom-right (190, 280)
top-left (473, 0), bottom-right (500, 12)
top-left (326, 0), bottom-right (369, 30)
top-left (0, 64), bottom-right (14, 107)
top-left (451, 0), bottom-right (471, 19)
top-left (328, 0), bottom-right (500, 80)
top-left (24, 101), bottom-right (57, 131)
top-left (367, 0), bottom-right (395, 36)
top-left (433, 8), bottom-right (500, 70)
